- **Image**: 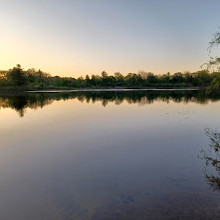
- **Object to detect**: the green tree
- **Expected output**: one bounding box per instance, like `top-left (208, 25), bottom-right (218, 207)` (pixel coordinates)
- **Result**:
top-left (206, 30), bottom-right (220, 90)
top-left (7, 64), bottom-right (26, 86)
top-left (114, 72), bottom-right (124, 86)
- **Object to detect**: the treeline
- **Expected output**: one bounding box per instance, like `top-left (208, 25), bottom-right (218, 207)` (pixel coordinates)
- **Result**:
top-left (0, 64), bottom-right (219, 90)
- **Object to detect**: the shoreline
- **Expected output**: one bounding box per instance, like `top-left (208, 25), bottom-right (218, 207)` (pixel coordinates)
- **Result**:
top-left (27, 88), bottom-right (201, 93)
top-left (0, 87), bottom-right (204, 93)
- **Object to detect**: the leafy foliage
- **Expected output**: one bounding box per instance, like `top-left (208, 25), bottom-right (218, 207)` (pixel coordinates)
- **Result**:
top-left (0, 65), bottom-right (219, 90)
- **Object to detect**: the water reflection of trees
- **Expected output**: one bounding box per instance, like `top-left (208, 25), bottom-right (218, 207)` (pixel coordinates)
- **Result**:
top-left (0, 90), bottom-right (219, 117)
top-left (0, 94), bottom-right (54, 117)
top-left (200, 129), bottom-right (220, 191)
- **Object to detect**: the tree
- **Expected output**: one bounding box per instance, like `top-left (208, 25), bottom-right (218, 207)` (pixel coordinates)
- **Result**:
top-left (209, 73), bottom-right (220, 91)
top-left (209, 30), bottom-right (220, 52)
top-left (146, 73), bottom-right (158, 84)
top-left (7, 64), bottom-right (26, 86)
top-left (202, 30), bottom-right (220, 72)
top-left (85, 75), bottom-right (91, 87)
top-left (206, 30), bottom-right (220, 90)
top-left (114, 72), bottom-right (124, 86)
top-left (171, 72), bottom-right (184, 84)
top-left (101, 71), bottom-right (108, 78)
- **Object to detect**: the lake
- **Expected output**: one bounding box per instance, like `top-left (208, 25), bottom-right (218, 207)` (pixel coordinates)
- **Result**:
top-left (0, 89), bottom-right (220, 220)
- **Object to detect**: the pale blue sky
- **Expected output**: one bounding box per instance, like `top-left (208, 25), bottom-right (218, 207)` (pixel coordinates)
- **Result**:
top-left (0, 0), bottom-right (220, 76)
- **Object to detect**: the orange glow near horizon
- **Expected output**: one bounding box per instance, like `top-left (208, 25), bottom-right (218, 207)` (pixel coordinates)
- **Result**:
top-left (0, 0), bottom-right (218, 78)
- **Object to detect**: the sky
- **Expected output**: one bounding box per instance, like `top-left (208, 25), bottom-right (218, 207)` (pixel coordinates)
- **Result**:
top-left (0, 0), bottom-right (220, 77)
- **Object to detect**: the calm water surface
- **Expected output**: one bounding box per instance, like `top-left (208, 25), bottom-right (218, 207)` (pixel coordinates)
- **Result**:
top-left (0, 90), bottom-right (220, 220)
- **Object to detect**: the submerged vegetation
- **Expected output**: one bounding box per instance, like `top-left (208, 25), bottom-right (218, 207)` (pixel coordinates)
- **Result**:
top-left (0, 64), bottom-right (219, 90)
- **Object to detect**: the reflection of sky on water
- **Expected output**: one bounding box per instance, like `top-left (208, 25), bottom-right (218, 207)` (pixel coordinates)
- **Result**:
top-left (0, 91), bottom-right (219, 219)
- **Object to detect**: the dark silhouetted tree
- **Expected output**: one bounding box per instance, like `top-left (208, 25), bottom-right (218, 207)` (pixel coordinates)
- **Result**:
top-left (7, 64), bottom-right (26, 86)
